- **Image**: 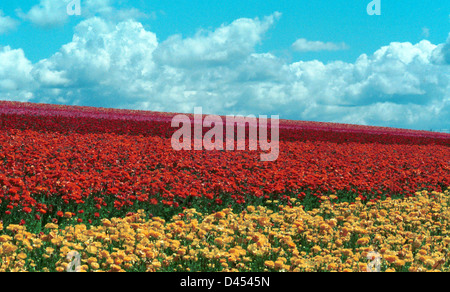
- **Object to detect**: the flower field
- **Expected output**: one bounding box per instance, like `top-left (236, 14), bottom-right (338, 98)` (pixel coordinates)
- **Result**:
top-left (1, 189), bottom-right (449, 272)
top-left (0, 100), bottom-right (449, 272)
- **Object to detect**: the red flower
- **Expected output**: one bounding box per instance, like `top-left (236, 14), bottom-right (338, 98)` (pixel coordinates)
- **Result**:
top-left (0, 100), bottom-right (448, 223)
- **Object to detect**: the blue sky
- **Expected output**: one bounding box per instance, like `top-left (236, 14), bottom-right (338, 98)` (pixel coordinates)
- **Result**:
top-left (0, 0), bottom-right (450, 131)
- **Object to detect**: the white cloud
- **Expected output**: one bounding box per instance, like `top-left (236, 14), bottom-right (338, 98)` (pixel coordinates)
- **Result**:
top-left (16, 0), bottom-right (151, 28)
top-left (30, 17), bottom-right (158, 107)
top-left (3, 14), bottom-right (450, 131)
top-left (0, 46), bottom-right (36, 101)
top-left (292, 38), bottom-right (349, 52)
top-left (153, 13), bottom-right (281, 68)
top-left (16, 0), bottom-right (68, 28)
top-left (431, 33), bottom-right (450, 65)
top-left (0, 10), bottom-right (19, 34)
top-left (82, 0), bottom-right (154, 21)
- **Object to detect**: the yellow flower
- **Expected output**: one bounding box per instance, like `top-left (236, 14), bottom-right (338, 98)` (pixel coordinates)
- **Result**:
top-left (312, 245), bottom-right (322, 254)
top-left (102, 219), bottom-right (112, 227)
top-left (152, 260), bottom-right (161, 269)
top-left (418, 249), bottom-right (427, 255)
top-left (214, 238), bottom-right (224, 246)
top-left (264, 261), bottom-right (275, 269)
top-left (3, 243), bottom-right (18, 254)
top-left (327, 263), bottom-right (338, 271)
top-left (106, 258), bottom-right (114, 265)
top-left (6, 225), bottom-right (24, 232)
top-left (356, 237), bottom-right (370, 245)
top-left (358, 263), bottom-right (367, 271)
top-left (274, 261), bottom-right (284, 269)
top-left (17, 253), bottom-right (27, 260)
top-left (384, 255), bottom-right (398, 263)
top-left (286, 240), bottom-right (296, 249)
top-left (110, 264), bottom-right (122, 272)
top-left (214, 212), bottom-right (226, 219)
top-left (0, 235), bottom-right (12, 243)
top-left (100, 250), bottom-right (110, 258)
top-left (90, 262), bottom-right (100, 270)
top-left (243, 257), bottom-right (252, 263)
top-left (44, 223), bottom-right (59, 229)
top-left (59, 246), bottom-right (70, 255)
top-left (86, 245), bottom-right (98, 255)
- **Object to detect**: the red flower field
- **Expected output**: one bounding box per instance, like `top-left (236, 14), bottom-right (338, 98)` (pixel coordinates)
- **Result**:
top-left (0, 100), bottom-right (449, 226)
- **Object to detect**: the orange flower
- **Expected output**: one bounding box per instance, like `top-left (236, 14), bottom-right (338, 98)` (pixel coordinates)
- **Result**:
top-left (356, 237), bottom-right (370, 245)
top-left (384, 255), bottom-right (398, 263)
top-left (264, 261), bottom-right (275, 269)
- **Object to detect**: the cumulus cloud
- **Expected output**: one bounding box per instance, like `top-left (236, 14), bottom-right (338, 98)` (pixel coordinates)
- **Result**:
top-left (2, 13), bottom-right (450, 131)
top-left (0, 46), bottom-right (36, 101)
top-left (292, 38), bottom-right (349, 52)
top-left (30, 17), bottom-right (159, 107)
top-left (153, 13), bottom-right (281, 68)
top-left (431, 34), bottom-right (450, 65)
top-left (16, 0), bottom-right (151, 28)
top-left (16, 0), bottom-right (68, 28)
top-left (0, 10), bottom-right (19, 34)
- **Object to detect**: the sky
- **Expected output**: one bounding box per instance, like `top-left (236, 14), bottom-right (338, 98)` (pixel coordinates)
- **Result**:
top-left (0, 0), bottom-right (449, 131)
